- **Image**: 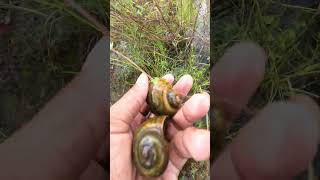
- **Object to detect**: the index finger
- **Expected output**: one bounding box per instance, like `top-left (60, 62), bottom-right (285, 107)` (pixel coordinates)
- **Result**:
top-left (212, 42), bottom-right (266, 122)
top-left (173, 93), bottom-right (210, 129)
top-left (212, 96), bottom-right (320, 179)
top-left (171, 74), bottom-right (208, 129)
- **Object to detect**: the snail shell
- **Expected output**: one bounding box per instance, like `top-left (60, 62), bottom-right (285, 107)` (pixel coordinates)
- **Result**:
top-left (133, 115), bottom-right (169, 177)
top-left (147, 78), bottom-right (184, 116)
top-left (133, 78), bottom-right (187, 177)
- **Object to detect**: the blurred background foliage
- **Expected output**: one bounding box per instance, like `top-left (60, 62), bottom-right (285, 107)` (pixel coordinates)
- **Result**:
top-left (213, 0), bottom-right (320, 179)
top-left (0, 0), bottom-right (107, 141)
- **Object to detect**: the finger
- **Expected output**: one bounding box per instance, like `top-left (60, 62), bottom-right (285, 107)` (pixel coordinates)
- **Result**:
top-left (162, 127), bottom-right (210, 178)
top-left (0, 37), bottom-right (108, 179)
top-left (82, 36), bottom-right (108, 73)
top-left (167, 93), bottom-right (210, 139)
top-left (79, 161), bottom-right (107, 180)
top-left (212, 99), bottom-right (320, 180)
top-left (110, 73), bottom-right (149, 133)
top-left (139, 102), bottom-right (149, 116)
top-left (96, 136), bottom-right (107, 166)
top-left (289, 95), bottom-right (320, 143)
top-left (165, 75), bottom-right (194, 139)
top-left (130, 113), bottom-right (147, 132)
top-left (212, 42), bottom-right (266, 122)
top-left (290, 94), bottom-right (320, 118)
top-left (162, 73), bottom-right (175, 84)
top-left (173, 74), bottom-right (193, 96)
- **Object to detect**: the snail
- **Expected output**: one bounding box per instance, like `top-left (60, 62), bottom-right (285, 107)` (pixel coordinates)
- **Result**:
top-left (133, 115), bottom-right (169, 177)
top-left (133, 77), bottom-right (187, 177)
top-left (147, 77), bottom-right (186, 116)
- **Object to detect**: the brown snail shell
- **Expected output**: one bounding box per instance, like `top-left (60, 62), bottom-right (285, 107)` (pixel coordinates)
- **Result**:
top-left (133, 115), bottom-right (169, 177)
top-left (133, 78), bottom-right (188, 177)
top-left (147, 78), bottom-right (185, 116)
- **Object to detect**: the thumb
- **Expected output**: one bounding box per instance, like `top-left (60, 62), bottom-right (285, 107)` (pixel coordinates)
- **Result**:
top-left (110, 73), bottom-right (149, 133)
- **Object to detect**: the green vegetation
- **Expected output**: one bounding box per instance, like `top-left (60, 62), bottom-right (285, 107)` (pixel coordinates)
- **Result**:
top-left (213, 0), bottom-right (320, 179)
top-left (213, 0), bottom-right (320, 107)
top-left (0, 0), bottom-right (106, 140)
top-left (111, 0), bottom-right (210, 178)
top-left (110, 0), bottom-right (209, 95)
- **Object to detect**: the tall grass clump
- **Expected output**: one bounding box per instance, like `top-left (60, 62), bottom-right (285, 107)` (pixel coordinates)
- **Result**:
top-left (110, 0), bottom-right (209, 96)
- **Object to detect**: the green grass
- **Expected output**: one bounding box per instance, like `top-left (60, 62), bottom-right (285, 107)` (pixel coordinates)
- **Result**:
top-left (213, 0), bottom-right (320, 107)
top-left (111, 0), bottom-right (209, 93)
top-left (111, 0), bottom-right (210, 178)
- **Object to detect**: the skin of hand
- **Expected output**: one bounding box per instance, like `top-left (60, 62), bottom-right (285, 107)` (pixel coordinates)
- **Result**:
top-left (110, 73), bottom-right (210, 180)
top-left (211, 42), bottom-right (320, 180)
top-left (1, 34), bottom-right (317, 180)
top-left (0, 36), bottom-right (108, 180)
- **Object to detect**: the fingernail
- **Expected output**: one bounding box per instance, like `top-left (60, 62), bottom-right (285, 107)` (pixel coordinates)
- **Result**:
top-left (201, 92), bottom-right (210, 104)
top-left (162, 74), bottom-right (174, 83)
top-left (178, 74), bottom-right (193, 84)
top-left (189, 93), bottom-right (210, 111)
top-left (136, 73), bottom-right (148, 88)
top-left (181, 74), bottom-right (193, 81)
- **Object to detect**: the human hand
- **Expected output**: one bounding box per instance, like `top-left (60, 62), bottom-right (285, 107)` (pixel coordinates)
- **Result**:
top-left (110, 73), bottom-right (210, 179)
top-left (211, 42), bottom-right (320, 180)
top-left (0, 36), bottom-right (108, 180)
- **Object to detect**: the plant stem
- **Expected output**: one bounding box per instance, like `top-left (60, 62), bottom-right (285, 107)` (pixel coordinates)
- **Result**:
top-left (64, 0), bottom-right (108, 36)
top-left (111, 48), bottom-right (152, 79)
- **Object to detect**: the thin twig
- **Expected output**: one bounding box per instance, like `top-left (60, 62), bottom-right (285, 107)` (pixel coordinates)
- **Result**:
top-left (153, 0), bottom-right (174, 35)
top-left (64, 0), bottom-right (108, 36)
top-left (308, 163), bottom-right (314, 180)
top-left (111, 3), bottom-right (168, 42)
top-left (313, 1), bottom-right (320, 18)
top-left (0, 4), bottom-right (47, 17)
top-left (206, 113), bottom-right (209, 131)
top-left (0, 130), bottom-right (7, 138)
top-left (111, 48), bottom-right (152, 79)
top-left (269, 0), bottom-right (317, 13)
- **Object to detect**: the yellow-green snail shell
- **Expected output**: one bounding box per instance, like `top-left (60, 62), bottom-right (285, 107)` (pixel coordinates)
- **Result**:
top-left (147, 78), bottom-right (184, 116)
top-left (133, 116), bottom-right (169, 177)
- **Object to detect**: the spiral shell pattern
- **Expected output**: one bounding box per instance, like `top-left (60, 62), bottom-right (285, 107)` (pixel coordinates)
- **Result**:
top-left (148, 78), bottom-right (183, 116)
top-left (133, 116), bottom-right (169, 177)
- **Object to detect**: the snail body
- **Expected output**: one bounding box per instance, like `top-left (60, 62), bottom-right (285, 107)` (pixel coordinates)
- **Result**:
top-left (133, 116), bottom-right (169, 177)
top-left (133, 77), bottom-right (186, 177)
